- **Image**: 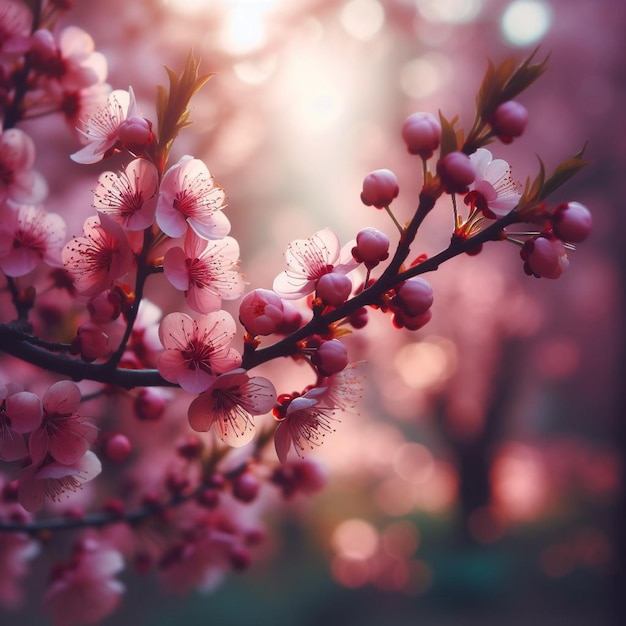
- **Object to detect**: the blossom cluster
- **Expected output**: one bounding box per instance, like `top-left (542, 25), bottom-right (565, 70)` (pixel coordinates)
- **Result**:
top-left (0, 1), bottom-right (592, 624)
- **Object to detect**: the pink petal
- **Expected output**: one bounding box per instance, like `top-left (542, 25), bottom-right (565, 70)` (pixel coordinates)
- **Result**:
top-left (188, 209), bottom-right (231, 240)
top-left (186, 285), bottom-right (222, 314)
top-left (43, 380), bottom-right (81, 415)
top-left (163, 246), bottom-right (191, 290)
top-left (6, 391), bottom-right (42, 433)
top-left (158, 312), bottom-right (194, 349)
top-left (274, 423), bottom-right (292, 464)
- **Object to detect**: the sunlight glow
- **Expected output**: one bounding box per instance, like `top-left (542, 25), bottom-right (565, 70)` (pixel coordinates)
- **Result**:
top-left (400, 53), bottom-right (453, 98)
top-left (340, 0), bottom-right (385, 41)
top-left (501, 1), bottom-right (552, 46)
top-left (416, 0), bottom-right (483, 23)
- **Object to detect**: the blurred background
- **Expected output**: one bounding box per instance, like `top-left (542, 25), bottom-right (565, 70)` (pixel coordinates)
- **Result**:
top-left (9, 0), bottom-right (626, 624)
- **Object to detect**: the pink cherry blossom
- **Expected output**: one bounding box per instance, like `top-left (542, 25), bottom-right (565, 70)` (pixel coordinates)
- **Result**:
top-left (465, 148), bottom-right (521, 218)
top-left (275, 365), bottom-right (364, 463)
top-left (0, 128), bottom-right (48, 205)
top-left (17, 450), bottom-right (102, 512)
top-left (274, 386), bottom-right (336, 463)
top-left (163, 229), bottom-right (244, 314)
top-left (42, 538), bottom-right (124, 626)
top-left (188, 369), bottom-right (276, 447)
top-left (0, 383), bottom-right (43, 462)
top-left (158, 311), bottom-right (242, 393)
top-left (0, 204), bottom-right (66, 276)
top-left (28, 380), bottom-right (97, 467)
top-left (319, 363), bottom-right (364, 413)
top-left (156, 155), bottom-right (231, 240)
top-left (29, 26), bottom-right (107, 90)
top-left (62, 212), bottom-right (134, 297)
top-left (59, 82), bottom-right (112, 139)
top-left (273, 227), bottom-right (358, 300)
top-left (92, 158), bottom-right (159, 231)
top-left (0, 0), bottom-right (32, 55)
top-left (70, 88), bottom-right (137, 164)
top-left (238, 289), bottom-right (285, 336)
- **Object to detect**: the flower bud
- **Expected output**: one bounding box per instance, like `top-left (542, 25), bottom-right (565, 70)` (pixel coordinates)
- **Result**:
top-left (393, 308), bottom-right (432, 331)
top-left (401, 112), bottom-right (441, 158)
top-left (360, 169), bottom-right (399, 208)
top-left (69, 321), bottom-right (110, 361)
top-left (232, 472), bottom-right (260, 503)
top-left (489, 101), bottom-right (528, 143)
top-left (353, 227), bottom-right (390, 268)
top-left (437, 151), bottom-right (476, 194)
top-left (551, 201), bottom-right (592, 243)
top-left (311, 339), bottom-right (348, 375)
top-left (521, 236), bottom-right (569, 279)
top-left (133, 388), bottom-right (167, 421)
top-left (105, 434), bottom-right (132, 463)
top-left (87, 289), bottom-right (122, 324)
top-left (239, 288), bottom-right (284, 336)
top-left (395, 277), bottom-right (434, 317)
top-left (316, 272), bottom-right (352, 306)
top-left (118, 116), bottom-right (155, 155)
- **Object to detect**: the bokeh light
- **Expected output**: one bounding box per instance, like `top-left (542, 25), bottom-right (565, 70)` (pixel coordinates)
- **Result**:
top-left (501, 0), bottom-right (553, 45)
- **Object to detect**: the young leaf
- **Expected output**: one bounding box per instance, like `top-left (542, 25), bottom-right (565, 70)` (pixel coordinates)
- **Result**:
top-left (438, 111), bottom-right (459, 158)
top-left (539, 145), bottom-right (590, 200)
top-left (156, 52), bottom-right (215, 166)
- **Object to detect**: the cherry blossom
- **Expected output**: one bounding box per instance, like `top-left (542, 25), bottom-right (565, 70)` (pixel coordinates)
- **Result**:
top-left (238, 289), bottom-right (285, 336)
top-left (163, 229), bottom-right (244, 314)
top-left (92, 158), bottom-right (159, 231)
top-left (29, 380), bottom-right (97, 466)
top-left (42, 538), bottom-right (124, 626)
top-left (464, 148), bottom-right (521, 218)
top-left (158, 311), bottom-right (242, 393)
top-left (0, 204), bottom-right (66, 276)
top-left (274, 386), bottom-right (335, 463)
top-left (275, 365), bottom-right (364, 463)
top-left (59, 82), bottom-right (112, 139)
top-left (62, 212), bottom-right (134, 296)
top-left (70, 88), bottom-right (137, 164)
top-left (273, 227), bottom-right (358, 300)
top-left (0, 383), bottom-right (43, 462)
top-left (29, 26), bottom-right (107, 90)
top-left (17, 450), bottom-right (102, 512)
top-left (156, 155), bottom-right (231, 240)
top-left (188, 369), bottom-right (276, 447)
top-left (0, 128), bottom-right (48, 205)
